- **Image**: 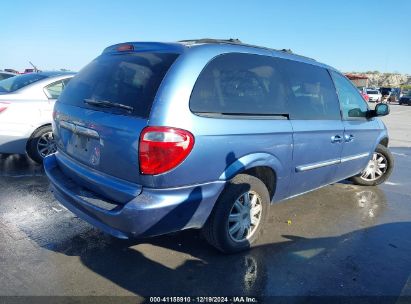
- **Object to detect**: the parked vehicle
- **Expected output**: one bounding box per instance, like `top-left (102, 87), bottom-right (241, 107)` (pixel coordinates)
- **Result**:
top-left (4, 69), bottom-right (19, 74)
top-left (22, 68), bottom-right (35, 74)
top-left (379, 87), bottom-right (392, 102)
top-left (388, 94), bottom-right (396, 103)
top-left (0, 72), bottom-right (75, 163)
top-left (399, 91), bottom-right (411, 105)
top-left (360, 90), bottom-right (369, 101)
top-left (0, 71), bottom-right (17, 81)
top-left (388, 90), bottom-right (399, 103)
top-left (44, 39), bottom-right (393, 253)
top-left (400, 90), bottom-right (409, 98)
top-left (365, 89), bottom-right (381, 102)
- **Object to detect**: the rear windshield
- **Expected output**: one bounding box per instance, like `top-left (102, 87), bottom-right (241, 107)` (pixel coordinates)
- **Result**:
top-left (58, 52), bottom-right (179, 118)
top-left (0, 73), bottom-right (14, 81)
top-left (367, 90), bottom-right (379, 94)
top-left (0, 73), bottom-right (47, 93)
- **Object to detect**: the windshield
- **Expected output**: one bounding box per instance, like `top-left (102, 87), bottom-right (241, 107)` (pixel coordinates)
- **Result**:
top-left (58, 52), bottom-right (178, 118)
top-left (367, 90), bottom-right (379, 94)
top-left (0, 73), bottom-right (47, 93)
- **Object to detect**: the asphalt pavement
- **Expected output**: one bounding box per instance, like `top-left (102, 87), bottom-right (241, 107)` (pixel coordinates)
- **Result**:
top-left (0, 104), bottom-right (410, 302)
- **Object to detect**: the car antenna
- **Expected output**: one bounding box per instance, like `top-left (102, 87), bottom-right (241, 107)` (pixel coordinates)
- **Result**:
top-left (29, 61), bottom-right (41, 73)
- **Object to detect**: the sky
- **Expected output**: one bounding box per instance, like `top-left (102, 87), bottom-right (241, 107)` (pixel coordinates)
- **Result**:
top-left (1, 0), bottom-right (410, 74)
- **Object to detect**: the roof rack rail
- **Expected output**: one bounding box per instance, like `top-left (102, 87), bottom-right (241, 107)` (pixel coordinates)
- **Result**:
top-left (179, 38), bottom-right (243, 45)
top-left (178, 38), bottom-right (316, 61)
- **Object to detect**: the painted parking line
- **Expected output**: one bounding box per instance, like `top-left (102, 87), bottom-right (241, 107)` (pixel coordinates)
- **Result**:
top-left (389, 109), bottom-right (411, 115)
top-left (392, 152), bottom-right (408, 157)
top-left (0, 174), bottom-right (45, 177)
top-left (397, 274), bottom-right (411, 301)
top-left (52, 206), bottom-right (68, 212)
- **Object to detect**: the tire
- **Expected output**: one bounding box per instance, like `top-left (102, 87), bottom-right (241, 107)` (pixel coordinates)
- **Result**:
top-left (350, 144), bottom-right (394, 186)
top-left (202, 174), bottom-right (269, 253)
top-left (27, 125), bottom-right (57, 164)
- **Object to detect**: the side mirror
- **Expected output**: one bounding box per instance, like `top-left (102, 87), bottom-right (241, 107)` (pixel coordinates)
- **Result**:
top-left (374, 103), bottom-right (390, 117)
top-left (348, 108), bottom-right (364, 118)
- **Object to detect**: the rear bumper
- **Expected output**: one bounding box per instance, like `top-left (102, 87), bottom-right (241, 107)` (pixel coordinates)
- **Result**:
top-left (44, 153), bottom-right (225, 239)
top-left (368, 97), bottom-right (379, 102)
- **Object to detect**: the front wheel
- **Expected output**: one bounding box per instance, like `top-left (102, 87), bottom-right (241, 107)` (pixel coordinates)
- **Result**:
top-left (350, 144), bottom-right (394, 186)
top-left (202, 174), bottom-right (269, 253)
top-left (27, 126), bottom-right (57, 164)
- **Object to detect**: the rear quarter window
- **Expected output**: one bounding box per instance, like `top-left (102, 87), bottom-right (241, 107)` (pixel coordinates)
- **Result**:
top-left (44, 80), bottom-right (66, 99)
top-left (58, 52), bottom-right (178, 118)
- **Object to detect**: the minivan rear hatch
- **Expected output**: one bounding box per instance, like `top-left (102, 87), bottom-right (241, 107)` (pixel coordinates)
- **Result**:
top-left (53, 49), bottom-right (179, 187)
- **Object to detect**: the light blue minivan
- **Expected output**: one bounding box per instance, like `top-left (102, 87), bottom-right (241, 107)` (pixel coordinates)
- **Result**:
top-left (44, 39), bottom-right (393, 253)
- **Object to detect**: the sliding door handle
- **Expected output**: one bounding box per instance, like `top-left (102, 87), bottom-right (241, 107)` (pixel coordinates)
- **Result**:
top-left (331, 135), bottom-right (343, 143)
top-left (344, 134), bottom-right (354, 142)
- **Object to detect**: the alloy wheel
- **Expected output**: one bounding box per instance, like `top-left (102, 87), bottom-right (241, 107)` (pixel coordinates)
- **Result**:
top-left (36, 131), bottom-right (57, 158)
top-left (228, 191), bottom-right (263, 242)
top-left (360, 152), bottom-right (388, 181)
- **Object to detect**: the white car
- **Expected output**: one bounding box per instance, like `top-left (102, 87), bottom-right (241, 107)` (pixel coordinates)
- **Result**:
top-left (0, 72), bottom-right (75, 163)
top-left (366, 89), bottom-right (382, 102)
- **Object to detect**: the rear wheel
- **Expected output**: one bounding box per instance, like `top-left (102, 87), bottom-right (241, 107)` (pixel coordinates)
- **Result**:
top-left (202, 174), bottom-right (269, 253)
top-left (350, 144), bottom-right (394, 186)
top-left (27, 125), bottom-right (57, 164)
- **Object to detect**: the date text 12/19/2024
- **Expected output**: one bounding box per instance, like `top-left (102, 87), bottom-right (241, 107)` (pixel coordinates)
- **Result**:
top-left (149, 297), bottom-right (258, 303)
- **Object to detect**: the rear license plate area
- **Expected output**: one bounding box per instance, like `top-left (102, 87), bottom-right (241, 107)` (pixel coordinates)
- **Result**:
top-left (66, 133), bottom-right (101, 166)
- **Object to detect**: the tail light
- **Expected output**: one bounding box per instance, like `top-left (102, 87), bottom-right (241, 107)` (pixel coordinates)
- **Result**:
top-left (0, 102), bottom-right (10, 113)
top-left (139, 126), bottom-right (194, 175)
top-left (360, 93), bottom-right (369, 101)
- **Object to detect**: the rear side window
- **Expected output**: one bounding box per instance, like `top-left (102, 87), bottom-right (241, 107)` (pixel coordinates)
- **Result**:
top-left (367, 90), bottom-right (379, 94)
top-left (190, 53), bottom-right (288, 116)
top-left (45, 80), bottom-right (65, 99)
top-left (277, 59), bottom-right (341, 120)
top-left (58, 52), bottom-right (178, 118)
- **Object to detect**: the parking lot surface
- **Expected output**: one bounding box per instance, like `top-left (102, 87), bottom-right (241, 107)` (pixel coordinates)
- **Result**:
top-left (0, 104), bottom-right (410, 300)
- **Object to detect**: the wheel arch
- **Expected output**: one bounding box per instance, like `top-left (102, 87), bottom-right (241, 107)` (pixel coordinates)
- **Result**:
top-left (26, 123), bottom-right (52, 151)
top-left (372, 125), bottom-right (389, 152)
top-left (242, 166), bottom-right (276, 201)
top-left (218, 152), bottom-right (284, 201)
top-left (379, 137), bottom-right (389, 147)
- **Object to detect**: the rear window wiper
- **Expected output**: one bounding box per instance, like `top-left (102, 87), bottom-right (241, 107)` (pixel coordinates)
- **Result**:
top-left (84, 99), bottom-right (134, 113)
